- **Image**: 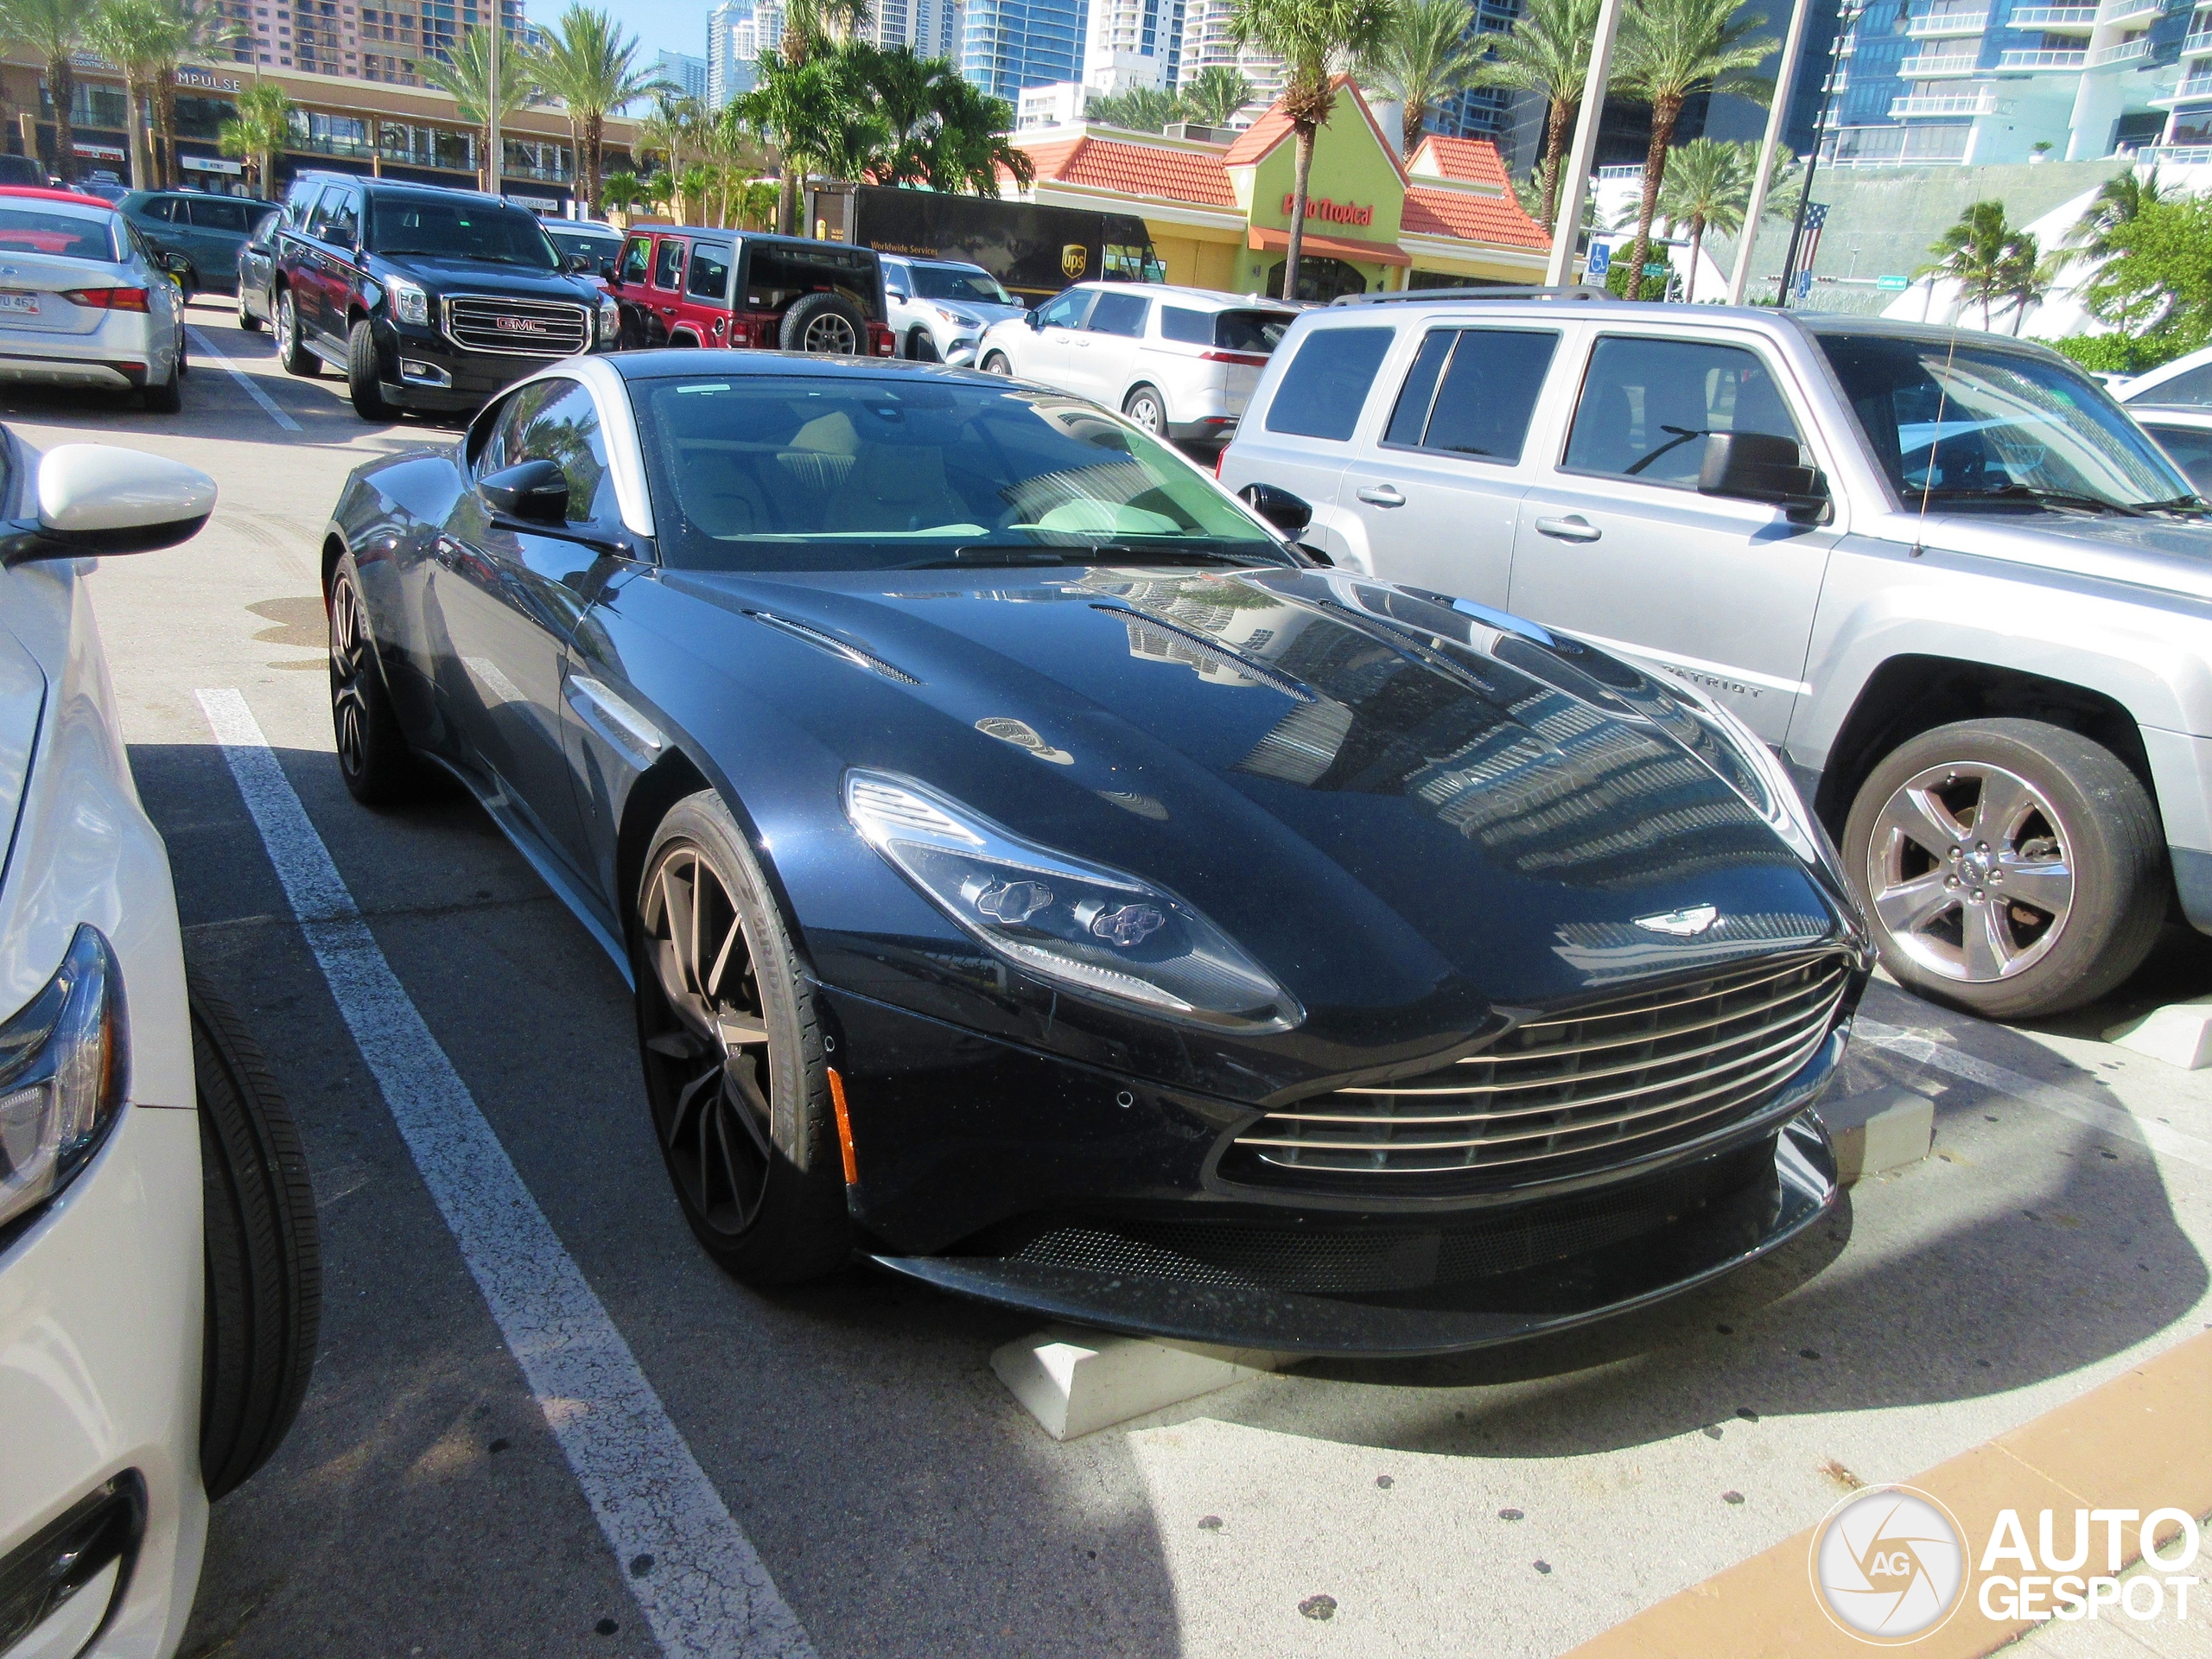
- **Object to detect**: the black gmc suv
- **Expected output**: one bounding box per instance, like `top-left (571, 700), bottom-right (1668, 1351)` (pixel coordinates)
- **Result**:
top-left (272, 173), bottom-right (615, 420)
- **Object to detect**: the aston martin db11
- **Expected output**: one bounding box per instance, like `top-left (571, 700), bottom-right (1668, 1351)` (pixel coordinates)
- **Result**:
top-left (321, 350), bottom-right (1871, 1356)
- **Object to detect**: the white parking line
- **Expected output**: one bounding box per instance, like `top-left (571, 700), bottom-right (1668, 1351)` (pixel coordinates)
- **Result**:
top-left (194, 687), bottom-right (817, 1659)
top-left (187, 327), bottom-right (303, 432)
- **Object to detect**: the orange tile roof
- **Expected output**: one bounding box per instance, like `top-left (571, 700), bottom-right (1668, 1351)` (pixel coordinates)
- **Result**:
top-left (1223, 75), bottom-right (1402, 181)
top-left (1005, 134), bottom-right (1237, 208)
top-left (1402, 185), bottom-right (1548, 251)
top-left (1407, 134), bottom-right (1515, 190)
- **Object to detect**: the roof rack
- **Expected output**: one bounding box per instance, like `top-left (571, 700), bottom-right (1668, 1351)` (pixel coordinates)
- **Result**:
top-left (1330, 284), bottom-right (1611, 306)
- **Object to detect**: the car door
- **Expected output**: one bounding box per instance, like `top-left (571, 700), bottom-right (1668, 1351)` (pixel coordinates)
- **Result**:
top-left (1222, 321), bottom-right (1399, 568)
top-left (639, 233), bottom-right (687, 348)
top-left (1076, 289), bottom-right (1150, 405)
top-left (186, 194), bottom-right (256, 291)
top-left (1020, 286), bottom-right (1094, 387)
top-left (432, 376), bottom-right (618, 873)
top-left (612, 231), bottom-right (653, 346)
top-left (297, 183), bottom-right (357, 343)
top-left (1336, 324), bottom-right (1564, 604)
top-left (239, 209), bottom-right (278, 307)
top-left (676, 241), bottom-right (733, 346)
top-left (1505, 329), bottom-right (1840, 742)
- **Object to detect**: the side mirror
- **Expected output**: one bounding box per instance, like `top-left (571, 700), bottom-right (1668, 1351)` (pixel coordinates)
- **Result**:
top-left (1238, 481), bottom-right (1313, 536)
top-left (1027, 310), bottom-right (1043, 330)
top-left (1698, 432), bottom-right (1828, 522)
top-left (599, 258), bottom-right (616, 280)
top-left (479, 458), bottom-right (569, 524)
top-left (5, 443), bottom-right (215, 561)
top-left (563, 251), bottom-right (593, 275)
top-left (156, 249), bottom-right (190, 276)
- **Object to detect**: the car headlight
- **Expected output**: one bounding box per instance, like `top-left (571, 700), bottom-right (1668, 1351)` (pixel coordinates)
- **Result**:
top-left (0, 926), bottom-right (127, 1233)
top-left (1657, 677), bottom-right (1842, 879)
top-left (597, 296), bottom-right (619, 344)
top-left (933, 306), bottom-right (980, 329)
top-left (386, 276), bottom-right (430, 327)
top-left (845, 771), bottom-right (1301, 1033)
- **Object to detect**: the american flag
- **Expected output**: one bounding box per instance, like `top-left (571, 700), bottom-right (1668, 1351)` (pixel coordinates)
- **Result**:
top-left (1801, 202), bottom-right (1831, 276)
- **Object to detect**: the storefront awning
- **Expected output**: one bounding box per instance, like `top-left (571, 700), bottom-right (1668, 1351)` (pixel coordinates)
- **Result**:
top-left (1247, 224), bottom-right (1411, 268)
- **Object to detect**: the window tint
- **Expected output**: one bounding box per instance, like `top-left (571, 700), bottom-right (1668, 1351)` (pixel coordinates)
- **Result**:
top-left (1088, 291), bottom-right (1149, 336)
top-left (305, 185), bottom-right (347, 238)
top-left (686, 244), bottom-right (733, 302)
top-left (742, 245), bottom-right (883, 320)
top-left (1264, 327), bottom-right (1395, 441)
top-left (188, 197), bottom-right (254, 233)
top-left (0, 207), bottom-right (118, 263)
top-left (513, 379), bottom-right (620, 529)
top-left (1384, 331), bottom-right (1455, 448)
top-left (652, 237), bottom-right (686, 289)
top-left (365, 196), bottom-right (556, 268)
top-left (1215, 309), bottom-right (1292, 353)
top-left (881, 262), bottom-right (910, 297)
top-left (1565, 336), bottom-right (1803, 486)
top-left (2146, 423), bottom-right (2212, 495)
top-left (2139, 364), bottom-right (2212, 408)
top-left (137, 196), bottom-right (181, 222)
top-left (1388, 329), bottom-right (1558, 462)
top-left (284, 176), bottom-right (322, 226)
top-left (1160, 305), bottom-right (1209, 344)
top-left (475, 381), bottom-right (554, 475)
top-left (323, 191), bottom-right (359, 245)
top-left (1034, 288), bottom-right (1092, 330)
top-left (618, 235), bottom-right (651, 285)
top-left (249, 210), bottom-right (279, 245)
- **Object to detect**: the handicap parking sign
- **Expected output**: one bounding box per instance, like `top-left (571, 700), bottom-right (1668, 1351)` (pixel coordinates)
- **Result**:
top-left (1587, 243), bottom-right (1611, 277)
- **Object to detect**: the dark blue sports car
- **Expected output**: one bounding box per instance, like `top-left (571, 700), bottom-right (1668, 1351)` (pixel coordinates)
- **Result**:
top-left (321, 350), bottom-right (1871, 1356)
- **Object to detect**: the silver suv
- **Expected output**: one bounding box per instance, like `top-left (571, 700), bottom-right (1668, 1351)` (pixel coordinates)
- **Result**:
top-left (1222, 293), bottom-right (2212, 1020)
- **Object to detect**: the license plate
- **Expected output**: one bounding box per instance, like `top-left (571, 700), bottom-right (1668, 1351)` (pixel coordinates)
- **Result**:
top-left (0, 293), bottom-right (39, 315)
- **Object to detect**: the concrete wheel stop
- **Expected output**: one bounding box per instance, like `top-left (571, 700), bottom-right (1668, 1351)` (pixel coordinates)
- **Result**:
top-left (991, 1326), bottom-right (1284, 1440)
top-left (2104, 995), bottom-right (2212, 1069)
top-left (1819, 1084), bottom-right (1936, 1185)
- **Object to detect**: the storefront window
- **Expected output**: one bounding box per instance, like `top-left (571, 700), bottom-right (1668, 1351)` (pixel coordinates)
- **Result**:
top-left (39, 79), bottom-right (129, 130)
top-left (1265, 257), bottom-right (1368, 303)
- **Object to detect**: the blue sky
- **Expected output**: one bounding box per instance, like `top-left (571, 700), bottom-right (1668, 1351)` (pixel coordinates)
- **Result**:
top-left (612, 0), bottom-right (711, 74)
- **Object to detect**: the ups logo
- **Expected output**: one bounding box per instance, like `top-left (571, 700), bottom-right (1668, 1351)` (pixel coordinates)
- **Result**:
top-left (1061, 244), bottom-right (1088, 278)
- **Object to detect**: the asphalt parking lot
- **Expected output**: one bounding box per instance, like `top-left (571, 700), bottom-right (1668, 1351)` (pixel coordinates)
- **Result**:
top-left (23, 298), bottom-right (2212, 1658)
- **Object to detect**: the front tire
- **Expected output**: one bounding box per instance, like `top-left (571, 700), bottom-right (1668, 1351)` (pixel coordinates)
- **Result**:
top-left (1841, 718), bottom-right (2164, 1019)
top-left (346, 319), bottom-right (394, 420)
top-left (634, 791), bottom-right (851, 1285)
top-left (328, 553), bottom-right (425, 805)
top-left (980, 350), bottom-right (1011, 376)
top-left (906, 326), bottom-right (938, 361)
top-left (275, 287), bottom-right (318, 377)
top-left (1123, 384), bottom-right (1166, 434)
top-left (194, 978), bottom-right (321, 1499)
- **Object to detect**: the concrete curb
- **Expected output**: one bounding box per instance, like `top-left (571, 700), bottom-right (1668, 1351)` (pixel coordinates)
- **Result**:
top-left (1821, 1084), bottom-right (1936, 1185)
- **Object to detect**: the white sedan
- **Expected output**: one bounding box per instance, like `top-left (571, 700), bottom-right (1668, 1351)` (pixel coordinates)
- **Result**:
top-left (0, 436), bottom-right (318, 1657)
top-left (0, 189), bottom-right (189, 412)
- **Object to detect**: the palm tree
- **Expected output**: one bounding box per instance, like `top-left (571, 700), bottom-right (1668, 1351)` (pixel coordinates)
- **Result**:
top-left (153, 0), bottom-right (239, 188)
top-left (1180, 64), bottom-right (1255, 125)
top-left (731, 54), bottom-right (837, 232)
top-left (86, 0), bottom-right (174, 189)
top-left (1358, 0), bottom-right (1482, 152)
top-left (1611, 0), bottom-right (1774, 300)
top-left (780, 0), bottom-right (870, 63)
top-left (676, 161), bottom-right (715, 225)
top-left (1650, 137), bottom-right (1741, 304)
top-left (1090, 85), bottom-right (1183, 131)
top-left (1230, 0), bottom-right (1395, 300)
top-left (424, 23), bottom-right (535, 192)
top-left (217, 79), bottom-right (288, 194)
top-left (1916, 199), bottom-right (2014, 327)
top-left (0, 0), bottom-right (97, 181)
top-left (1997, 227), bottom-right (2060, 334)
top-left (531, 5), bottom-right (663, 219)
top-left (1473, 0), bottom-right (1597, 234)
top-left (2063, 167), bottom-right (2164, 268)
top-left (917, 67), bottom-right (1028, 193)
top-left (633, 86), bottom-right (703, 177)
top-left (600, 168), bottom-right (642, 214)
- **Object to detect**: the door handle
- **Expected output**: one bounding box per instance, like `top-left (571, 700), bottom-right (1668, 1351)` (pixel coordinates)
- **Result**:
top-left (1535, 515), bottom-right (1602, 543)
top-left (1356, 484), bottom-right (1405, 507)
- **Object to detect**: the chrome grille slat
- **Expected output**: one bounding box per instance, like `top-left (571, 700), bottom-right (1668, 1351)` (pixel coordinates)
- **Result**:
top-left (444, 294), bottom-right (591, 357)
top-left (1229, 952), bottom-right (1850, 1185)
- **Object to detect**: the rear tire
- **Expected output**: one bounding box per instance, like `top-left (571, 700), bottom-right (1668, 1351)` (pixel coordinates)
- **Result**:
top-left (237, 295), bottom-right (263, 331)
top-left (194, 977), bottom-right (320, 1499)
top-left (1123, 384), bottom-right (1166, 434)
top-left (1841, 717), bottom-right (2164, 1020)
top-left (634, 791), bottom-right (852, 1286)
top-left (346, 319), bottom-right (394, 420)
top-left (328, 552), bottom-right (426, 805)
top-left (142, 362), bottom-right (181, 413)
top-left (275, 287), bottom-right (318, 377)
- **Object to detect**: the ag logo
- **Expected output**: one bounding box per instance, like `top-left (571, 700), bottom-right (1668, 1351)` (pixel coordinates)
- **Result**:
top-left (1633, 904), bottom-right (1719, 936)
top-left (1061, 243), bottom-right (1088, 278)
top-left (1809, 1484), bottom-right (1967, 1644)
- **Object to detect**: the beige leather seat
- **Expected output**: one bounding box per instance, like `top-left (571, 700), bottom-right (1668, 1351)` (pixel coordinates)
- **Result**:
top-left (826, 446), bottom-right (970, 532)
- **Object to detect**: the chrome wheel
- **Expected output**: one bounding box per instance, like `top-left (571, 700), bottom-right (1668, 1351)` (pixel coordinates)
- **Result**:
top-left (1126, 390), bottom-right (1164, 432)
top-left (327, 569), bottom-right (372, 782)
top-left (276, 290), bottom-right (296, 355)
top-left (800, 312), bottom-right (859, 354)
top-left (1866, 760), bottom-right (2075, 984)
top-left (639, 843), bottom-right (775, 1237)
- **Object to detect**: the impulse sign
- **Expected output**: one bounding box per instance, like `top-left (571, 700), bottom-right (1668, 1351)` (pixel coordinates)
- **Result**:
top-left (1281, 194), bottom-right (1374, 227)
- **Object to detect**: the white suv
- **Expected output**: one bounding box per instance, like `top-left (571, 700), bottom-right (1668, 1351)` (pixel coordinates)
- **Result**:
top-left (0, 436), bottom-right (318, 1657)
top-left (879, 254), bottom-right (1027, 366)
top-left (976, 282), bottom-right (1296, 443)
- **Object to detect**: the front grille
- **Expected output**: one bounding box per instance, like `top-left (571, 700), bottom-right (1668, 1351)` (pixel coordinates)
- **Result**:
top-left (443, 295), bottom-right (590, 357)
top-left (1229, 953), bottom-right (1848, 1186)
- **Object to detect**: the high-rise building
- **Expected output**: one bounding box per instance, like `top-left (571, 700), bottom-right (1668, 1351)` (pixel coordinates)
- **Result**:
top-left (866, 0), bottom-right (965, 59)
top-left (226, 0), bottom-right (524, 85)
top-left (709, 0), bottom-right (782, 106)
top-left (655, 49), bottom-right (709, 101)
top-left (961, 0), bottom-right (1088, 99)
top-left (1821, 0), bottom-right (2185, 166)
top-left (1423, 0), bottom-right (1538, 173)
top-left (1178, 0), bottom-right (1281, 104)
top-left (1082, 0), bottom-right (1185, 91)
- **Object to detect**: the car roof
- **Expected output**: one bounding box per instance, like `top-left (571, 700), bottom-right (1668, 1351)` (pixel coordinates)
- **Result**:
top-left (2130, 403), bottom-right (2212, 426)
top-left (1076, 281), bottom-right (1287, 309)
top-left (639, 226), bottom-right (876, 255)
top-left (607, 347), bottom-right (996, 385)
top-left (2119, 342), bottom-right (2212, 400)
top-left (0, 186), bottom-right (117, 214)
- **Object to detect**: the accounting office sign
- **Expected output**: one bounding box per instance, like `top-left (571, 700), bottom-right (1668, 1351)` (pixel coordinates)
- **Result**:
top-left (1808, 1485), bottom-right (2205, 1644)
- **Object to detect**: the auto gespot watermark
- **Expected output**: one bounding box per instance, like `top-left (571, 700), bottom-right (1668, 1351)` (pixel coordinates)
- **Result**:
top-left (1808, 1484), bottom-right (2204, 1644)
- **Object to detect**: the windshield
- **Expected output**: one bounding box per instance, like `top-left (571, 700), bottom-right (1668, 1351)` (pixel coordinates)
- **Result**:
top-left (366, 198), bottom-right (559, 270)
top-left (910, 264), bottom-right (1014, 306)
top-left (1818, 332), bottom-right (2195, 511)
top-left (0, 207), bottom-right (119, 263)
top-left (545, 226), bottom-right (618, 262)
top-left (631, 374), bottom-right (1292, 573)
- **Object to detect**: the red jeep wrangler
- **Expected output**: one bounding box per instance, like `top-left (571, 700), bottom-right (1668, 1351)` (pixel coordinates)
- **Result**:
top-left (609, 226), bottom-right (896, 356)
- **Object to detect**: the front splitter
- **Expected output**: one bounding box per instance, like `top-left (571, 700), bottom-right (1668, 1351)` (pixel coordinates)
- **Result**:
top-left (869, 1113), bottom-right (1840, 1358)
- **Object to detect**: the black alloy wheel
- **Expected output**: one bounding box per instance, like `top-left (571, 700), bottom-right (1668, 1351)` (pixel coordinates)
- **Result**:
top-left (634, 791), bottom-right (850, 1284)
top-left (327, 554), bottom-right (423, 805)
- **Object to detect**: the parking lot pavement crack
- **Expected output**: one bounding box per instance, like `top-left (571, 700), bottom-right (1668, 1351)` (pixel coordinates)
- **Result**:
top-left (194, 686), bottom-right (817, 1659)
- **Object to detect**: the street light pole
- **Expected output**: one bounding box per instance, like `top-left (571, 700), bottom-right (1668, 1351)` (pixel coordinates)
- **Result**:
top-left (1728, 0), bottom-right (1815, 305)
top-left (1543, 0), bottom-right (1629, 289)
top-left (1777, 0), bottom-right (1857, 307)
top-left (486, 12), bottom-right (502, 200)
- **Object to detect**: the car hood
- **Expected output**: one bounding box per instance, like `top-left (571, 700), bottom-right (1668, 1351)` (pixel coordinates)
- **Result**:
top-left (1911, 505), bottom-right (2212, 604)
top-left (666, 564), bottom-right (1858, 1026)
top-left (926, 300), bottom-right (1026, 325)
top-left (370, 252), bottom-right (593, 302)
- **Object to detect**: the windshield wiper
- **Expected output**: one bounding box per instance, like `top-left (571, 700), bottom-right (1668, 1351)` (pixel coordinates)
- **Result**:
top-left (907, 542), bottom-right (1288, 570)
top-left (2136, 493), bottom-right (2212, 517)
top-left (1918, 484), bottom-right (2149, 518)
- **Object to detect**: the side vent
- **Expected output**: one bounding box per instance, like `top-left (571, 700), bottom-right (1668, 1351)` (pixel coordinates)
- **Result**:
top-left (746, 612), bottom-right (921, 684)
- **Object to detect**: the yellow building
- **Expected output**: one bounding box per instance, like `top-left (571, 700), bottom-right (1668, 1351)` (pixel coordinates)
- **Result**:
top-left (1005, 78), bottom-right (1549, 300)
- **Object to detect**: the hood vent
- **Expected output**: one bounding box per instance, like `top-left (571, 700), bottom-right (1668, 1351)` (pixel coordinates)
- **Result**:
top-left (746, 612), bottom-right (920, 684)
